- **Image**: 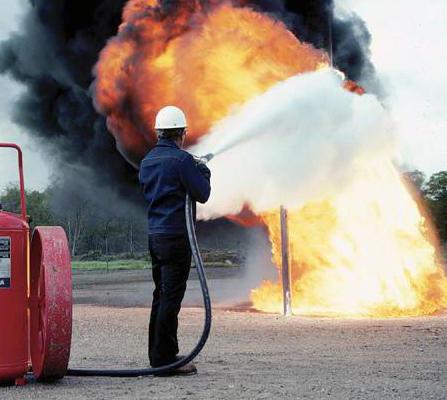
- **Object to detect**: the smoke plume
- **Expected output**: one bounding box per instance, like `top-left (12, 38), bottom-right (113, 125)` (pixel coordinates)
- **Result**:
top-left (0, 0), bottom-right (376, 204)
top-left (0, 0), bottom-right (137, 204)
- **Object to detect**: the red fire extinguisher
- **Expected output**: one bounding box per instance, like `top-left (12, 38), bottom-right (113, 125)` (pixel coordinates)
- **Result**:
top-left (0, 143), bottom-right (72, 386)
top-left (0, 144), bottom-right (29, 385)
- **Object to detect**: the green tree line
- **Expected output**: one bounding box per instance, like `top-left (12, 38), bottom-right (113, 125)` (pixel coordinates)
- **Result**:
top-left (403, 170), bottom-right (447, 241)
top-left (0, 184), bottom-right (148, 259)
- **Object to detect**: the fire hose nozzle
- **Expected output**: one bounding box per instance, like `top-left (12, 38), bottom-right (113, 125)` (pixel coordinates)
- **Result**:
top-left (195, 153), bottom-right (214, 165)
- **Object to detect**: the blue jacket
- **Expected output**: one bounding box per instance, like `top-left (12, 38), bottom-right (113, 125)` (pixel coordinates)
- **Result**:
top-left (139, 138), bottom-right (211, 235)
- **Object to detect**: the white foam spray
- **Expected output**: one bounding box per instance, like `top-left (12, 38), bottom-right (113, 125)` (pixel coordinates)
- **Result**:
top-left (190, 68), bottom-right (393, 219)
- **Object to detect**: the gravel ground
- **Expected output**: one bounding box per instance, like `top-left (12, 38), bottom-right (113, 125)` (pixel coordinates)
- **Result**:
top-left (2, 305), bottom-right (447, 400)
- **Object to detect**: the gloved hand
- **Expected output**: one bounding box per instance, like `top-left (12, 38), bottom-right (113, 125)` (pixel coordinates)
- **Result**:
top-left (197, 163), bottom-right (211, 180)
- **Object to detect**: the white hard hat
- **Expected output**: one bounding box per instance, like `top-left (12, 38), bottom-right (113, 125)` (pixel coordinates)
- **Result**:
top-left (155, 106), bottom-right (187, 129)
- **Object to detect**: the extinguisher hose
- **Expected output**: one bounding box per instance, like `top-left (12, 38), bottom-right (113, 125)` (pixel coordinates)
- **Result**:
top-left (66, 193), bottom-right (212, 377)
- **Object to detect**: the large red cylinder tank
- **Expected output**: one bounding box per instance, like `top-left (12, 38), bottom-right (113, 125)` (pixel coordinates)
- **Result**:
top-left (0, 209), bottom-right (29, 384)
top-left (0, 143), bottom-right (72, 386)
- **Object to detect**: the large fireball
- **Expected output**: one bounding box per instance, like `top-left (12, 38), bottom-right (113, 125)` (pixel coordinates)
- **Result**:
top-left (94, 0), bottom-right (328, 164)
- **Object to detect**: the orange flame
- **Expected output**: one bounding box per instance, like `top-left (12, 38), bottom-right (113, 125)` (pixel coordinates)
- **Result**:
top-left (95, 0), bottom-right (447, 317)
top-left (251, 159), bottom-right (447, 317)
top-left (94, 0), bottom-right (328, 163)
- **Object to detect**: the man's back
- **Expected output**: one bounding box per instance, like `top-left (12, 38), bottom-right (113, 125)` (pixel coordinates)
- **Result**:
top-left (139, 138), bottom-right (211, 235)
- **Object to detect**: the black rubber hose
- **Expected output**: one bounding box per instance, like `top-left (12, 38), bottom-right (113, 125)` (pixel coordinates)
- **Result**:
top-left (66, 194), bottom-right (212, 377)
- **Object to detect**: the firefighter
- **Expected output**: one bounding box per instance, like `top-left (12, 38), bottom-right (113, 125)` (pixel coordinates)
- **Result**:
top-left (139, 106), bottom-right (211, 376)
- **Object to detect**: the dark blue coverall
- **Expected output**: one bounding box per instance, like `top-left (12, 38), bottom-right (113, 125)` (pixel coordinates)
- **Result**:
top-left (139, 137), bottom-right (211, 367)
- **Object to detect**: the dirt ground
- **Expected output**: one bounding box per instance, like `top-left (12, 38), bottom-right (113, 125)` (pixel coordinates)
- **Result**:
top-left (2, 270), bottom-right (447, 400)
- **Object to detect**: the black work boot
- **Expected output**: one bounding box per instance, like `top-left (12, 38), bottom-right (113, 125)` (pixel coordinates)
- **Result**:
top-left (154, 357), bottom-right (198, 377)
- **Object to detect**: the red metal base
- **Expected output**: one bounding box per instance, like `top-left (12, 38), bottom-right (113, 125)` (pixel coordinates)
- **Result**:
top-left (30, 227), bottom-right (72, 381)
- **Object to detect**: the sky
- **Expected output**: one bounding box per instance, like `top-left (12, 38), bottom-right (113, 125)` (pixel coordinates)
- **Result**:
top-left (337, 0), bottom-right (447, 176)
top-left (0, 0), bottom-right (446, 191)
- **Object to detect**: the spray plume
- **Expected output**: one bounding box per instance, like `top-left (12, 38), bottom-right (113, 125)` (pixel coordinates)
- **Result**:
top-left (192, 68), bottom-right (391, 218)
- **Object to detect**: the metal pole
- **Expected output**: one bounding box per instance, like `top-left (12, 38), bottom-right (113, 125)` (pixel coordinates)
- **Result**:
top-left (328, 2), bottom-right (334, 68)
top-left (0, 143), bottom-right (27, 220)
top-left (280, 206), bottom-right (292, 316)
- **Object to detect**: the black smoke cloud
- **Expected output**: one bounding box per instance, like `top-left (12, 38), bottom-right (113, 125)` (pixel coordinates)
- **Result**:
top-left (0, 0), bottom-right (139, 205)
top-left (0, 0), bottom-right (377, 206)
top-left (249, 0), bottom-right (376, 84)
